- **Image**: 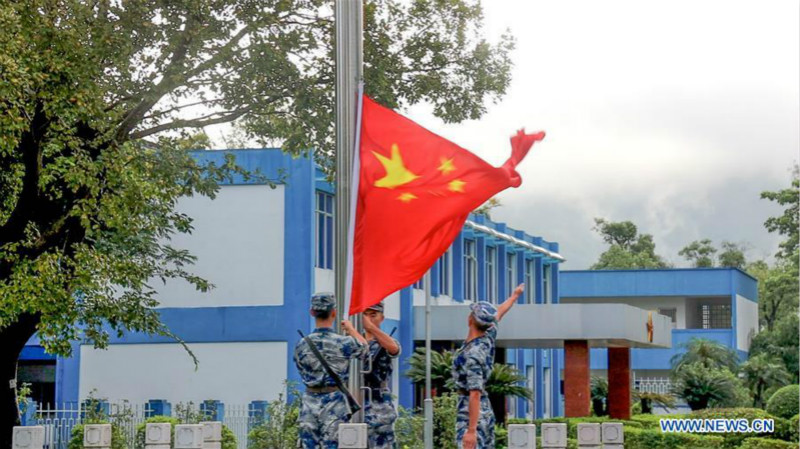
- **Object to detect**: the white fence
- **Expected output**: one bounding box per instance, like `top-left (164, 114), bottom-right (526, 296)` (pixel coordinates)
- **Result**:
top-left (633, 375), bottom-right (673, 395)
top-left (26, 402), bottom-right (262, 449)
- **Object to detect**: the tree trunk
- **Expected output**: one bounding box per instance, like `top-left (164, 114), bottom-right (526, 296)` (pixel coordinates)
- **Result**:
top-left (0, 313), bottom-right (40, 448)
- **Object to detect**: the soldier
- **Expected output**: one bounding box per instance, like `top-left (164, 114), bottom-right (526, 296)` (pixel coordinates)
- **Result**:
top-left (294, 293), bottom-right (368, 449)
top-left (453, 284), bottom-right (525, 449)
top-left (362, 302), bottom-right (401, 449)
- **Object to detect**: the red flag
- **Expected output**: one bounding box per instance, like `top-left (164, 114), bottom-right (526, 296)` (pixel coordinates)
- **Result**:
top-left (349, 95), bottom-right (545, 315)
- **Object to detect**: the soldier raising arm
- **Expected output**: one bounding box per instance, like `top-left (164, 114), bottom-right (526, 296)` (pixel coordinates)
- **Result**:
top-left (453, 284), bottom-right (524, 449)
top-left (294, 293), bottom-right (367, 449)
top-left (362, 302), bottom-right (401, 449)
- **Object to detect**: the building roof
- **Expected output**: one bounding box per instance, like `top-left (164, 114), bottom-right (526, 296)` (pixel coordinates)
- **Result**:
top-left (560, 268), bottom-right (758, 301)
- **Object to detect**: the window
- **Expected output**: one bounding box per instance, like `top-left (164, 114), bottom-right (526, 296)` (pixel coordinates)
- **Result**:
top-left (543, 366), bottom-right (552, 418)
top-left (438, 250), bottom-right (451, 296)
top-left (315, 192), bottom-right (334, 269)
top-left (543, 264), bottom-right (552, 304)
top-left (526, 365), bottom-right (536, 419)
top-left (464, 240), bottom-right (477, 301)
top-left (658, 308), bottom-right (678, 329)
top-left (486, 246), bottom-right (497, 302)
top-left (524, 259), bottom-right (535, 304)
top-left (701, 304), bottom-right (731, 329)
top-left (413, 277), bottom-right (424, 290)
top-left (506, 253), bottom-right (517, 297)
top-left (506, 363), bottom-right (517, 418)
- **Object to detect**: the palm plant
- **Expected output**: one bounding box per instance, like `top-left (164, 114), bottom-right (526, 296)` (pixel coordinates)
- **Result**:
top-left (486, 364), bottom-right (533, 400)
top-left (671, 338), bottom-right (740, 372)
top-left (672, 362), bottom-right (740, 410)
top-left (590, 376), bottom-right (608, 416)
top-left (406, 348), bottom-right (533, 400)
top-left (741, 354), bottom-right (791, 408)
top-left (632, 391), bottom-right (676, 414)
top-left (406, 348), bottom-right (456, 393)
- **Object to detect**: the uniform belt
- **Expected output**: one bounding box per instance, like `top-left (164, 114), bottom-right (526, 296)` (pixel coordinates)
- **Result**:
top-left (306, 385), bottom-right (339, 394)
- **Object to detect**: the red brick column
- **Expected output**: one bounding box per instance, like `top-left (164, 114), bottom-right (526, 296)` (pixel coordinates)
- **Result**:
top-left (564, 340), bottom-right (590, 417)
top-left (608, 347), bottom-right (631, 420)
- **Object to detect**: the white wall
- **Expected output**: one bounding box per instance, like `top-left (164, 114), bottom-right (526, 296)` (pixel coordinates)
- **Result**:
top-left (412, 288), bottom-right (460, 307)
top-left (79, 342), bottom-right (287, 404)
top-left (560, 296), bottom-right (688, 328)
top-left (156, 185), bottom-right (285, 307)
top-left (314, 268), bottom-right (335, 295)
top-left (736, 295), bottom-right (759, 351)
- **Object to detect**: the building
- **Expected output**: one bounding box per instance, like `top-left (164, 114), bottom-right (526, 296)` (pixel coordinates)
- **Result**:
top-left (18, 148), bottom-right (759, 420)
top-left (560, 268), bottom-right (759, 403)
top-left (19, 148), bottom-right (565, 419)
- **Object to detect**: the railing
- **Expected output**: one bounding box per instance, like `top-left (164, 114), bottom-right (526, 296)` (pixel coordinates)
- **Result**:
top-left (25, 401), bottom-right (262, 449)
top-left (633, 375), bottom-right (673, 395)
top-left (30, 402), bottom-right (151, 449)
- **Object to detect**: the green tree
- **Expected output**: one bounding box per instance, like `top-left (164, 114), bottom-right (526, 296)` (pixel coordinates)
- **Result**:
top-left (718, 241), bottom-right (747, 269)
top-left (591, 218), bottom-right (669, 269)
top-left (672, 362), bottom-right (742, 410)
top-left (679, 239), bottom-right (717, 267)
top-left (761, 166), bottom-right (799, 263)
top-left (0, 0), bottom-right (513, 443)
top-left (750, 314), bottom-right (800, 383)
top-left (590, 376), bottom-right (608, 416)
top-left (741, 354), bottom-right (791, 408)
top-left (670, 338), bottom-right (740, 373)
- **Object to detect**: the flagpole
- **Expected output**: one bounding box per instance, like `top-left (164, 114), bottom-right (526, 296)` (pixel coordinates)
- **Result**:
top-left (424, 271), bottom-right (433, 449)
top-left (335, 0), bottom-right (363, 423)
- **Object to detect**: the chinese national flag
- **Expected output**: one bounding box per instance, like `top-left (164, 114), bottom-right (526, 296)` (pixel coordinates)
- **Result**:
top-left (349, 95), bottom-right (545, 315)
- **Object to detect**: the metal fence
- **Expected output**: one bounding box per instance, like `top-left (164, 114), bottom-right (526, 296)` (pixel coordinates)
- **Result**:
top-left (633, 376), bottom-right (674, 395)
top-left (30, 402), bottom-right (151, 449)
top-left (27, 401), bottom-right (260, 449)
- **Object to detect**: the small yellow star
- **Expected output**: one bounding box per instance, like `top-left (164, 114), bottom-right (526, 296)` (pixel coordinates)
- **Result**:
top-left (438, 157), bottom-right (456, 175)
top-left (398, 192), bottom-right (418, 203)
top-left (448, 179), bottom-right (466, 193)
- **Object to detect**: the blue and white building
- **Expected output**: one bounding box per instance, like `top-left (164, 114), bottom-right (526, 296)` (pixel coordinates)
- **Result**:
top-left (19, 148), bottom-right (565, 419)
top-left (18, 149), bottom-right (760, 420)
top-left (560, 268), bottom-right (759, 395)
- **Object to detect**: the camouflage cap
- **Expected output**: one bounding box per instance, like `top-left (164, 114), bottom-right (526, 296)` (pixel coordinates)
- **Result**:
top-left (311, 292), bottom-right (336, 313)
top-left (365, 302), bottom-right (385, 313)
top-left (469, 301), bottom-right (498, 327)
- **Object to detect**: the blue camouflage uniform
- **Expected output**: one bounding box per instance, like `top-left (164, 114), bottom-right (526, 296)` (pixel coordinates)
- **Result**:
top-left (452, 301), bottom-right (498, 449)
top-left (294, 293), bottom-right (367, 449)
top-left (363, 302), bottom-right (401, 449)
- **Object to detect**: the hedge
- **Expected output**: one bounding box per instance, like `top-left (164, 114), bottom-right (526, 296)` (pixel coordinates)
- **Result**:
top-left (68, 421), bottom-right (128, 449)
top-left (624, 427), bottom-right (725, 449)
top-left (738, 437), bottom-right (799, 449)
top-left (766, 385), bottom-right (800, 419)
top-left (134, 415), bottom-right (237, 449)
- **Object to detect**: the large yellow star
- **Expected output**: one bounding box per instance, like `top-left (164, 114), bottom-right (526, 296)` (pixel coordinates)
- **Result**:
top-left (372, 144), bottom-right (419, 189)
top-left (438, 157), bottom-right (456, 175)
top-left (398, 192), bottom-right (417, 203)
top-left (448, 179), bottom-right (466, 193)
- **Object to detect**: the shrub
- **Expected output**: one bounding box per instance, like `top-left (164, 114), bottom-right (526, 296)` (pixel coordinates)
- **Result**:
top-left (134, 416), bottom-right (179, 449)
top-left (529, 416), bottom-right (643, 439)
top-left (624, 427), bottom-right (725, 449)
top-left (395, 406), bottom-right (425, 449)
top-left (766, 385), bottom-right (800, 419)
top-left (394, 393), bottom-right (459, 449)
top-left (247, 390), bottom-right (300, 449)
top-left (738, 437), bottom-right (799, 449)
top-left (791, 414), bottom-right (799, 442)
top-left (68, 422), bottom-right (128, 449)
top-left (494, 425), bottom-right (507, 449)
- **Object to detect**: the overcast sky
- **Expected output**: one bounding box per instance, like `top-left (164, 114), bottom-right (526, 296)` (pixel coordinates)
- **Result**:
top-left (403, 0), bottom-right (799, 269)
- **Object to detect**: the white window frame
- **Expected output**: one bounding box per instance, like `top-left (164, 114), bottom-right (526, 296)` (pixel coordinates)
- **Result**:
top-left (438, 250), bottom-right (451, 296)
top-left (464, 240), bottom-right (477, 301)
top-left (315, 191), bottom-right (334, 269)
top-left (506, 252), bottom-right (517, 297)
top-left (524, 259), bottom-right (535, 304)
top-left (486, 246), bottom-right (497, 302)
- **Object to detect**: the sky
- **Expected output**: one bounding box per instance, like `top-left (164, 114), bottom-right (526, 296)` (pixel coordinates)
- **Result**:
top-left (401, 0), bottom-right (800, 269)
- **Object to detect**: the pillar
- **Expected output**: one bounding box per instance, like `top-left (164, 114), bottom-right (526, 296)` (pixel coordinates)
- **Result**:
top-left (607, 347), bottom-right (631, 420)
top-left (563, 340), bottom-right (590, 417)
